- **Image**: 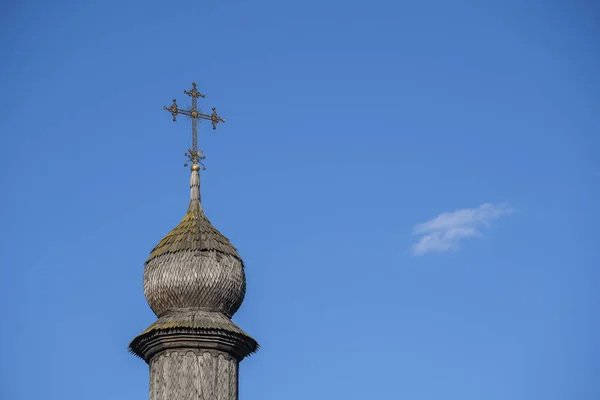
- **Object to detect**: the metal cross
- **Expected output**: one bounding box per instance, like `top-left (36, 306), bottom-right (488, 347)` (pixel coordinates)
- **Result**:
top-left (163, 82), bottom-right (225, 166)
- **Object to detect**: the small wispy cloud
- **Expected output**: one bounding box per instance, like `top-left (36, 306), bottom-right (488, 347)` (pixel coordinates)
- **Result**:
top-left (412, 203), bottom-right (513, 256)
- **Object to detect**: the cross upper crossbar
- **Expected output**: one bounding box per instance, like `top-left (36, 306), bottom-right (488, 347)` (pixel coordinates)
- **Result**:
top-left (164, 100), bottom-right (225, 130)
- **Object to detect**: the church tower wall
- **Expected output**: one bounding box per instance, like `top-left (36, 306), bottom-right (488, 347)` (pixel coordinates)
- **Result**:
top-left (149, 349), bottom-right (239, 400)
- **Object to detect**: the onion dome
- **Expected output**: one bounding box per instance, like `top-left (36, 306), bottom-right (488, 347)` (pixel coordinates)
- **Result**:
top-left (143, 165), bottom-right (246, 318)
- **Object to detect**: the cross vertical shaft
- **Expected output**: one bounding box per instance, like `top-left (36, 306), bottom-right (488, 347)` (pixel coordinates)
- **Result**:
top-left (191, 95), bottom-right (198, 157)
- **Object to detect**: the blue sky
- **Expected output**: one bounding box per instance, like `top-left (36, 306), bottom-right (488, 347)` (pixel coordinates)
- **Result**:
top-left (1, 1), bottom-right (599, 399)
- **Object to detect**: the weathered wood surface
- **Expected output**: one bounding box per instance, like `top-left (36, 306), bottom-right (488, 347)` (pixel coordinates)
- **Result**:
top-left (150, 350), bottom-right (238, 400)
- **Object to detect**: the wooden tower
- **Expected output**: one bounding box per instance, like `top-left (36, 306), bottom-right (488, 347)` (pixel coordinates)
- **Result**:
top-left (129, 83), bottom-right (258, 399)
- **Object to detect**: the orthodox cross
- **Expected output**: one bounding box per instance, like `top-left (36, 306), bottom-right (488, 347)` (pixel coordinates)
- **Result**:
top-left (163, 82), bottom-right (225, 168)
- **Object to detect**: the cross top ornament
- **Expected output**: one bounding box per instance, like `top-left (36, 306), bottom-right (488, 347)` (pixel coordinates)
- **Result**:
top-left (163, 82), bottom-right (226, 168)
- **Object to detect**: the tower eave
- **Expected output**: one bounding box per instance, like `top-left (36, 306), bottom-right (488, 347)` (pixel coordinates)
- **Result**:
top-left (129, 328), bottom-right (259, 364)
top-left (129, 310), bottom-right (258, 363)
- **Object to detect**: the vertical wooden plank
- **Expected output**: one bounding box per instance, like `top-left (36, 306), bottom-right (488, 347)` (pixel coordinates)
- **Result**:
top-left (182, 351), bottom-right (198, 400)
top-left (216, 354), bottom-right (229, 400)
top-left (149, 358), bottom-right (157, 400)
top-left (198, 352), bottom-right (213, 400)
top-left (229, 360), bottom-right (238, 400)
top-left (168, 352), bottom-right (181, 399)
top-left (156, 353), bottom-right (166, 400)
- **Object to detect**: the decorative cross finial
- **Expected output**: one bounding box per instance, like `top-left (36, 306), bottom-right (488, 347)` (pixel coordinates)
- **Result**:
top-left (163, 82), bottom-right (226, 168)
top-left (184, 149), bottom-right (206, 170)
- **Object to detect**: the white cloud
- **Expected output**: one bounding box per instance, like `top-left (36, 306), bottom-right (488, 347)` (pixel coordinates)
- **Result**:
top-left (412, 203), bottom-right (512, 256)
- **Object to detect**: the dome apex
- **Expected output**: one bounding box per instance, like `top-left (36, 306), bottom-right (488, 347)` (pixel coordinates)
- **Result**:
top-left (146, 205), bottom-right (241, 263)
